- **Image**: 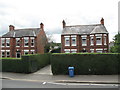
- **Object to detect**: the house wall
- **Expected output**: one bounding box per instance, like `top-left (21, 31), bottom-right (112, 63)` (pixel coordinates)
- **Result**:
top-left (61, 33), bottom-right (109, 53)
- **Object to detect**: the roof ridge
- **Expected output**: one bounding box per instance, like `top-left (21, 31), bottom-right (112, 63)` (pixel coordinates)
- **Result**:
top-left (15, 28), bottom-right (40, 31)
top-left (66, 24), bottom-right (101, 27)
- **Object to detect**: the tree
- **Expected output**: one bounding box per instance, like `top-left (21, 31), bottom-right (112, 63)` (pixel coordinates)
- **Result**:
top-left (110, 33), bottom-right (120, 53)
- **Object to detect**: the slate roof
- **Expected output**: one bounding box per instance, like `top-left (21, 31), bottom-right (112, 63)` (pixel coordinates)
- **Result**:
top-left (2, 28), bottom-right (41, 38)
top-left (62, 24), bottom-right (108, 35)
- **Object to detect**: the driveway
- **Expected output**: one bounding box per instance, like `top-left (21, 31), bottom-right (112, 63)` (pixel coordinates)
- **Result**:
top-left (33, 65), bottom-right (52, 75)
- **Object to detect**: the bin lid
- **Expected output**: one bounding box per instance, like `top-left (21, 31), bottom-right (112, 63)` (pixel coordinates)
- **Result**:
top-left (68, 67), bottom-right (74, 69)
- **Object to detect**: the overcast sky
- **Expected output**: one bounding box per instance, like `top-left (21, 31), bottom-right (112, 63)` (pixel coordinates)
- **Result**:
top-left (0, 0), bottom-right (119, 43)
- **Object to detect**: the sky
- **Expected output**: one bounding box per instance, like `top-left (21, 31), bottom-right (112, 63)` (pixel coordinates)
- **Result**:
top-left (0, 0), bottom-right (119, 43)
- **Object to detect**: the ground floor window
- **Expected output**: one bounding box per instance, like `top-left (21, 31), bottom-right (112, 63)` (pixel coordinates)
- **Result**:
top-left (64, 49), bottom-right (70, 53)
top-left (64, 49), bottom-right (77, 53)
top-left (90, 49), bottom-right (94, 53)
top-left (16, 52), bottom-right (21, 58)
top-left (2, 51), bottom-right (5, 57)
top-left (24, 50), bottom-right (29, 55)
top-left (71, 49), bottom-right (77, 53)
top-left (96, 49), bottom-right (103, 53)
top-left (6, 50), bottom-right (10, 57)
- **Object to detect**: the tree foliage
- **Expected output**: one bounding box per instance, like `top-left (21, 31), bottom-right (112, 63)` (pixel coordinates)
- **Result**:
top-left (110, 33), bottom-right (120, 53)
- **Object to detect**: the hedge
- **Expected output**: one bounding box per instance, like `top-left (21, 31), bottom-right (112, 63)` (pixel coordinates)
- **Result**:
top-left (1, 54), bottom-right (50, 73)
top-left (51, 53), bottom-right (120, 75)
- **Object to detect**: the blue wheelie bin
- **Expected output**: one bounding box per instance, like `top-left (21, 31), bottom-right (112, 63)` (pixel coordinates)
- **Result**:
top-left (68, 67), bottom-right (74, 77)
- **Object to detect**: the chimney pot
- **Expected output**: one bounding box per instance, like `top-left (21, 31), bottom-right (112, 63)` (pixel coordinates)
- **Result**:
top-left (9, 25), bottom-right (15, 31)
top-left (40, 23), bottom-right (44, 29)
top-left (62, 20), bottom-right (66, 28)
top-left (100, 18), bottom-right (104, 25)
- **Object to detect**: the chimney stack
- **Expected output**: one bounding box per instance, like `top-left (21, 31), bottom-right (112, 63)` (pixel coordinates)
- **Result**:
top-left (100, 18), bottom-right (104, 25)
top-left (9, 25), bottom-right (15, 31)
top-left (62, 20), bottom-right (66, 28)
top-left (40, 23), bottom-right (44, 29)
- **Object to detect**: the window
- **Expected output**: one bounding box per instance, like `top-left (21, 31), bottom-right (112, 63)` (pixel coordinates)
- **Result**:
top-left (31, 37), bottom-right (34, 47)
top-left (71, 37), bottom-right (76, 46)
top-left (6, 38), bottom-right (10, 47)
top-left (96, 49), bottom-right (103, 53)
top-left (104, 37), bottom-right (106, 45)
top-left (6, 50), bottom-right (10, 57)
top-left (96, 37), bottom-right (102, 45)
top-left (82, 37), bottom-right (87, 46)
top-left (1, 51), bottom-right (5, 57)
top-left (16, 38), bottom-right (20, 47)
top-left (16, 52), bottom-right (21, 58)
top-left (1, 38), bottom-right (5, 47)
top-left (24, 50), bottom-right (29, 55)
top-left (71, 49), bottom-right (77, 53)
top-left (90, 49), bottom-right (94, 53)
top-left (65, 37), bottom-right (70, 46)
top-left (90, 37), bottom-right (94, 45)
top-left (31, 50), bottom-right (35, 54)
top-left (24, 37), bottom-right (29, 47)
top-left (64, 49), bottom-right (70, 53)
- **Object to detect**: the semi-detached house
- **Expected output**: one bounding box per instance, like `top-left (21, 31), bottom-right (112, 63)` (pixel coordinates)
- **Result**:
top-left (61, 18), bottom-right (109, 53)
top-left (0, 23), bottom-right (48, 58)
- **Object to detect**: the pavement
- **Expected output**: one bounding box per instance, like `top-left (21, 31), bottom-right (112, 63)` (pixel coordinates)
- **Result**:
top-left (0, 65), bottom-right (119, 84)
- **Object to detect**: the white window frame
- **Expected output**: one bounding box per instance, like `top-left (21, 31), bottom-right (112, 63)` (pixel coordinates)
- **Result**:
top-left (71, 37), bottom-right (76, 46)
top-left (30, 37), bottom-right (34, 47)
top-left (104, 37), bottom-right (107, 45)
top-left (6, 50), bottom-right (10, 57)
top-left (64, 49), bottom-right (70, 53)
top-left (82, 37), bottom-right (87, 46)
top-left (24, 37), bottom-right (29, 47)
top-left (24, 50), bottom-right (29, 55)
top-left (6, 38), bottom-right (10, 47)
top-left (90, 49), bottom-right (94, 53)
top-left (90, 36), bottom-right (94, 46)
top-left (96, 49), bottom-right (103, 53)
top-left (1, 50), bottom-right (5, 57)
top-left (65, 37), bottom-right (70, 46)
top-left (71, 49), bottom-right (77, 53)
top-left (31, 50), bottom-right (35, 54)
top-left (16, 38), bottom-right (20, 47)
top-left (96, 36), bottom-right (102, 45)
top-left (1, 38), bottom-right (5, 47)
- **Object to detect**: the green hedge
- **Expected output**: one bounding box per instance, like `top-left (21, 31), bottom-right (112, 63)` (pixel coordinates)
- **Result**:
top-left (1, 54), bottom-right (50, 73)
top-left (51, 53), bottom-right (120, 75)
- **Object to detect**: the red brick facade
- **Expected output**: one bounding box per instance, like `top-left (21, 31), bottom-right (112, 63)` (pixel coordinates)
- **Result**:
top-left (0, 23), bottom-right (48, 58)
top-left (61, 18), bottom-right (109, 53)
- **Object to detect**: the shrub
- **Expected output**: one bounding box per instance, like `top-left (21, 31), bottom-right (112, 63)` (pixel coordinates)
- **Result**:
top-left (51, 53), bottom-right (119, 75)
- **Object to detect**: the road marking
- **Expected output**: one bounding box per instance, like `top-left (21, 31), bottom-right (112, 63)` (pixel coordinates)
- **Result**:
top-left (42, 82), bottom-right (46, 85)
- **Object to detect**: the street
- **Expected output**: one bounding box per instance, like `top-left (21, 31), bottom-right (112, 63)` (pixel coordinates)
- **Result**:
top-left (2, 79), bottom-right (119, 88)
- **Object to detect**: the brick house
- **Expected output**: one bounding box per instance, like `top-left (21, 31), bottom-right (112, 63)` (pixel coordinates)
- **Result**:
top-left (0, 23), bottom-right (48, 58)
top-left (61, 18), bottom-right (109, 53)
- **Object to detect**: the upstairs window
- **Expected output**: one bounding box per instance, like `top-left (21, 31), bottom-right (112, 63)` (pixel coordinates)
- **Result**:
top-left (71, 37), bottom-right (76, 46)
top-left (24, 37), bottom-right (29, 47)
top-left (16, 38), bottom-right (20, 47)
top-left (82, 37), bottom-right (87, 46)
top-left (65, 37), bottom-right (70, 46)
top-left (1, 38), bottom-right (5, 47)
top-left (104, 37), bottom-right (107, 45)
top-left (90, 37), bottom-right (94, 46)
top-left (6, 38), bottom-right (10, 47)
top-left (96, 37), bottom-right (102, 45)
top-left (31, 37), bottom-right (34, 47)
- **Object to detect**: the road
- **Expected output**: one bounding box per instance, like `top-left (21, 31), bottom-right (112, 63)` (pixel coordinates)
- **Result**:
top-left (2, 79), bottom-right (119, 88)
